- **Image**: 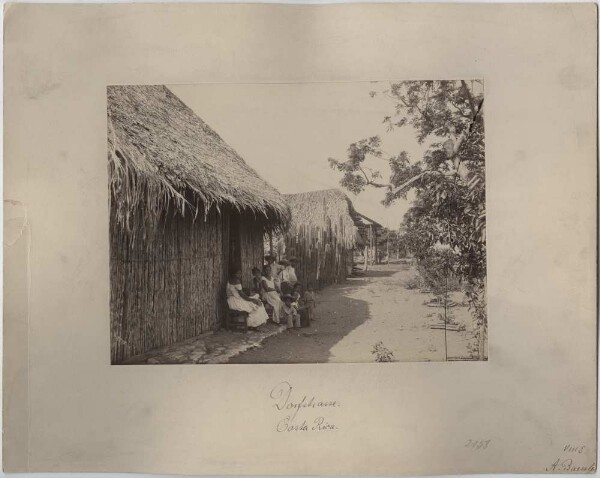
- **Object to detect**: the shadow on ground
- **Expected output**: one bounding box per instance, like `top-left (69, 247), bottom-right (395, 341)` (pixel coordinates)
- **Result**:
top-left (227, 278), bottom-right (372, 364)
top-left (349, 268), bottom-right (400, 279)
top-left (228, 263), bottom-right (480, 364)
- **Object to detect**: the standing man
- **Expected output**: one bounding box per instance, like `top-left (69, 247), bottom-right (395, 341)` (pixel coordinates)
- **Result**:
top-left (264, 254), bottom-right (282, 292)
top-left (278, 259), bottom-right (291, 294)
top-left (288, 258), bottom-right (299, 287)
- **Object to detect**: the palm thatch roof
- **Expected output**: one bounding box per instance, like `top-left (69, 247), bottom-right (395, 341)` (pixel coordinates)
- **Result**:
top-left (107, 85), bottom-right (290, 233)
top-left (284, 188), bottom-right (365, 248)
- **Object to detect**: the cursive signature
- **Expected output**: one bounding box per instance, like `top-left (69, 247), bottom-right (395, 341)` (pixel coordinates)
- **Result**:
top-left (270, 381), bottom-right (340, 432)
top-left (546, 458), bottom-right (596, 473)
top-left (270, 381), bottom-right (340, 422)
top-left (276, 416), bottom-right (338, 432)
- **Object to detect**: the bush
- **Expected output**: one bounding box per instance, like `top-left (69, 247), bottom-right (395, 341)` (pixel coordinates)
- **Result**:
top-left (372, 341), bottom-right (395, 362)
top-left (404, 275), bottom-right (422, 290)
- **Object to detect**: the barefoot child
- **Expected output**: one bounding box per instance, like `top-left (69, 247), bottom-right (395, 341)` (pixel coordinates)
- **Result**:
top-left (251, 267), bottom-right (263, 296)
top-left (281, 294), bottom-right (300, 329)
top-left (291, 283), bottom-right (303, 310)
top-left (303, 283), bottom-right (316, 321)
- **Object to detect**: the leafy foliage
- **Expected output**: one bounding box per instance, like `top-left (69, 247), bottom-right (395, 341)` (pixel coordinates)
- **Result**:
top-left (330, 80), bottom-right (487, 359)
top-left (372, 341), bottom-right (395, 362)
top-left (417, 249), bottom-right (458, 295)
top-left (403, 274), bottom-right (423, 290)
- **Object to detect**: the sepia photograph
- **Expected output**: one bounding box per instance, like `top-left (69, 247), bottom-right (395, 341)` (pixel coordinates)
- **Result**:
top-left (108, 80), bottom-right (486, 365)
top-left (5, 4), bottom-right (596, 474)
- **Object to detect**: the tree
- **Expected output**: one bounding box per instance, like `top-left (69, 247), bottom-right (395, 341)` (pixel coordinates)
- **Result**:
top-left (329, 80), bottom-right (486, 360)
top-left (418, 248), bottom-right (459, 361)
top-left (374, 227), bottom-right (402, 262)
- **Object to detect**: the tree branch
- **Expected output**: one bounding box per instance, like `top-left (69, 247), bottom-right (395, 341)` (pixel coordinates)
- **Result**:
top-left (389, 98), bottom-right (484, 195)
top-left (389, 170), bottom-right (449, 195)
top-left (368, 181), bottom-right (393, 188)
top-left (358, 165), bottom-right (391, 188)
top-left (461, 80), bottom-right (477, 117)
top-left (353, 81), bottom-right (484, 198)
top-left (448, 97), bottom-right (484, 164)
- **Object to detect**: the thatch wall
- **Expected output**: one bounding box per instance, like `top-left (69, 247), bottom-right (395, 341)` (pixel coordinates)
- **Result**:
top-left (283, 189), bottom-right (360, 288)
top-left (110, 204), bottom-right (267, 364)
top-left (110, 205), bottom-right (228, 364)
top-left (284, 225), bottom-right (354, 288)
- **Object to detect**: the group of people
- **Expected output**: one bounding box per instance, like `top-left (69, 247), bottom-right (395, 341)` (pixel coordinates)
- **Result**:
top-left (225, 256), bottom-right (316, 331)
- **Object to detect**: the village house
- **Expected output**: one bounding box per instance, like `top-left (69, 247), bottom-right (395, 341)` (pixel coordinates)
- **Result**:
top-left (280, 188), bottom-right (376, 288)
top-left (353, 210), bottom-right (383, 269)
top-left (108, 85), bottom-right (289, 364)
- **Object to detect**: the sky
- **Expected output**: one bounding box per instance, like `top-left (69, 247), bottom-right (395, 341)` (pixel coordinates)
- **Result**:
top-left (169, 82), bottom-right (428, 229)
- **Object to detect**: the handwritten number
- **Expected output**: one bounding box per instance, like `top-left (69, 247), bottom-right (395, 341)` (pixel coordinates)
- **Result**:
top-left (465, 439), bottom-right (490, 450)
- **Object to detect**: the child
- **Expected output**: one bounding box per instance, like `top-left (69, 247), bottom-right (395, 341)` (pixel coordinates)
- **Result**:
top-left (280, 294), bottom-right (300, 329)
top-left (291, 283), bottom-right (303, 313)
top-left (251, 267), bottom-right (263, 296)
top-left (303, 283), bottom-right (317, 322)
top-left (293, 283), bottom-right (313, 327)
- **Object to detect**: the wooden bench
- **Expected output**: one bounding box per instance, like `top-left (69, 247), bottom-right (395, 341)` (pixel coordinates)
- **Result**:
top-left (225, 308), bottom-right (249, 332)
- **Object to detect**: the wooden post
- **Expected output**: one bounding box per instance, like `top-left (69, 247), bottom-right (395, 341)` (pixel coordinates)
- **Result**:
top-left (369, 225), bottom-right (373, 266)
top-left (373, 227), bottom-right (378, 265)
top-left (386, 230), bottom-right (390, 264)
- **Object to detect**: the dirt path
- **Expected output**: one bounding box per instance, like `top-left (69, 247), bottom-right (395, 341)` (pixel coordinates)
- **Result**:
top-left (228, 262), bottom-right (477, 363)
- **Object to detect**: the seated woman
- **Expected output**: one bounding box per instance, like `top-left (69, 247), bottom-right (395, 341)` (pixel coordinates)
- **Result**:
top-left (264, 255), bottom-right (282, 292)
top-left (226, 269), bottom-right (268, 329)
top-left (261, 266), bottom-right (282, 324)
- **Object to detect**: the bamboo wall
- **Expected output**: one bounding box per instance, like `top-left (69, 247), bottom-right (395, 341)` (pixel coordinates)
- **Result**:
top-left (284, 220), bottom-right (353, 289)
top-left (110, 204), bottom-right (267, 364)
top-left (110, 206), bottom-right (229, 364)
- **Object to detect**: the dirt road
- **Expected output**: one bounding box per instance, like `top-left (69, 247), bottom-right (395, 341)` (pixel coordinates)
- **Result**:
top-left (228, 262), bottom-right (477, 363)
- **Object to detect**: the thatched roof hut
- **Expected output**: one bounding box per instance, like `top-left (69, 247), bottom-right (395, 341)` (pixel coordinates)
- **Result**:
top-left (285, 188), bottom-right (362, 248)
top-left (107, 85), bottom-right (290, 233)
top-left (108, 85), bottom-right (289, 364)
top-left (282, 188), bottom-right (367, 287)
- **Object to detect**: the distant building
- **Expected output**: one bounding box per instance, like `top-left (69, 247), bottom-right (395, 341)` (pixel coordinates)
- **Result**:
top-left (281, 188), bottom-right (378, 287)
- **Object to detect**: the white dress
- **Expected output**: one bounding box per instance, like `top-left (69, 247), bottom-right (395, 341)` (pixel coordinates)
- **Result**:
top-left (261, 276), bottom-right (282, 324)
top-left (288, 266), bottom-right (298, 285)
top-left (269, 263), bottom-right (283, 290)
top-left (226, 282), bottom-right (268, 328)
